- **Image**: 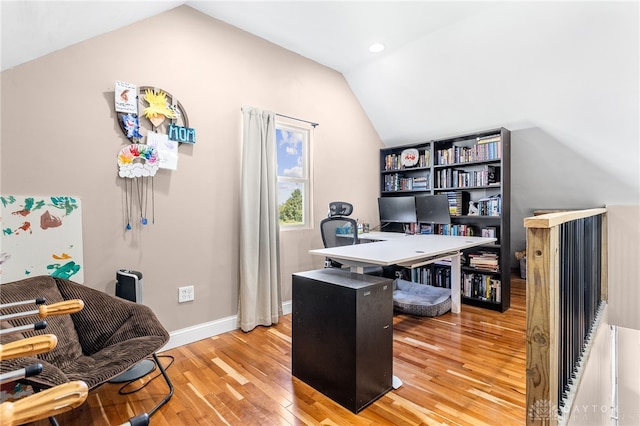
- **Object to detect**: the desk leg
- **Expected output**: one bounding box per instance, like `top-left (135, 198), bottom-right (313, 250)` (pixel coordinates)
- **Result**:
top-left (350, 266), bottom-right (365, 274)
top-left (451, 254), bottom-right (461, 314)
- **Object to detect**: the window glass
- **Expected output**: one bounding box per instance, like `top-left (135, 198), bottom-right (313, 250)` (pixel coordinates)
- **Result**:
top-left (276, 123), bottom-right (310, 227)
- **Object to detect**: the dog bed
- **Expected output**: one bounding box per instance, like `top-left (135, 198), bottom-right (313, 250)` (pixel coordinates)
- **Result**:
top-left (392, 279), bottom-right (451, 317)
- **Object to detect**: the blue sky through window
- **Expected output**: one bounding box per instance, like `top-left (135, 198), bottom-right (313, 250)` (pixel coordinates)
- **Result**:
top-left (277, 128), bottom-right (303, 177)
top-left (276, 127), bottom-right (304, 204)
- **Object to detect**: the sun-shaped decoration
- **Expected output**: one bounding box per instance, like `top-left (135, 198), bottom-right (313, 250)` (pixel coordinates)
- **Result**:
top-left (143, 89), bottom-right (177, 127)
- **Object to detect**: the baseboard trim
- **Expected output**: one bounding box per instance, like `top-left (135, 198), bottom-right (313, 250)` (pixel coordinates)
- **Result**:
top-left (161, 300), bottom-right (292, 352)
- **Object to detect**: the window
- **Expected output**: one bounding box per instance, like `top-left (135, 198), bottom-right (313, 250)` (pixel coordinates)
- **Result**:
top-left (276, 121), bottom-right (311, 228)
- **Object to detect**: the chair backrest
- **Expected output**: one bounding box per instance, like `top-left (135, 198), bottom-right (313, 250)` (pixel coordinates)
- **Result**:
top-left (328, 201), bottom-right (353, 218)
top-left (320, 217), bottom-right (358, 249)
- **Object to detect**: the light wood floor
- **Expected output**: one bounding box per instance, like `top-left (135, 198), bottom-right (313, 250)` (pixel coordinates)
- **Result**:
top-left (31, 275), bottom-right (526, 426)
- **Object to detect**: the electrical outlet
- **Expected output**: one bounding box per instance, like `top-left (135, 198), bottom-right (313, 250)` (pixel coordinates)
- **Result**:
top-left (178, 285), bottom-right (194, 303)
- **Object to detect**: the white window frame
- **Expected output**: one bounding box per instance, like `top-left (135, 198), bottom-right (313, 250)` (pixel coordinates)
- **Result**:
top-left (276, 120), bottom-right (313, 229)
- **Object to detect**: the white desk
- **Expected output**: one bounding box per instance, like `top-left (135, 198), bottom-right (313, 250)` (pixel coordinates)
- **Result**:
top-left (310, 233), bottom-right (496, 314)
top-left (357, 231), bottom-right (409, 241)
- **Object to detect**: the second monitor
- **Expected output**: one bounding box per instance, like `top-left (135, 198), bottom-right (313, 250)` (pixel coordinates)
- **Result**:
top-left (415, 194), bottom-right (451, 224)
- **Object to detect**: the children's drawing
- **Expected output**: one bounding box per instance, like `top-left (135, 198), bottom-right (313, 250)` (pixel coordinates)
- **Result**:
top-left (143, 89), bottom-right (176, 127)
top-left (117, 144), bottom-right (159, 178)
top-left (0, 195), bottom-right (83, 283)
top-left (121, 113), bottom-right (143, 141)
top-left (117, 145), bottom-right (158, 229)
top-left (147, 131), bottom-right (178, 170)
top-left (115, 80), bottom-right (138, 114)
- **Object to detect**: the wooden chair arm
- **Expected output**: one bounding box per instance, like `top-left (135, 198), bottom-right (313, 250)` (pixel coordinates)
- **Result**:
top-left (0, 380), bottom-right (88, 426)
top-left (0, 299), bottom-right (84, 322)
top-left (38, 299), bottom-right (84, 318)
top-left (0, 334), bottom-right (58, 361)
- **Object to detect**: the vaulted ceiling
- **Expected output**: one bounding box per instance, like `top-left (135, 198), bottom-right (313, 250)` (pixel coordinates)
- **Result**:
top-left (1, 1), bottom-right (495, 76)
top-left (0, 1), bottom-right (501, 145)
top-left (2, 1), bottom-right (636, 153)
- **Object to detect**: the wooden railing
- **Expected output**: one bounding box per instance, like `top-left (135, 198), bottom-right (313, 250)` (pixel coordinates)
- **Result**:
top-left (524, 208), bottom-right (607, 425)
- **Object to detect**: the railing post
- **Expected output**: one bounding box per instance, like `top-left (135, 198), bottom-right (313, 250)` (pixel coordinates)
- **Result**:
top-left (600, 212), bottom-right (608, 303)
top-left (526, 225), bottom-right (560, 425)
top-left (525, 208), bottom-right (607, 424)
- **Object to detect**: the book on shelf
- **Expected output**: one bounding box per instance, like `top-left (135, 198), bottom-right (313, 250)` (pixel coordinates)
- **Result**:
top-left (477, 194), bottom-right (501, 216)
top-left (462, 273), bottom-right (501, 303)
top-left (434, 223), bottom-right (475, 236)
top-left (481, 226), bottom-right (497, 239)
top-left (489, 195), bottom-right (501, 216)
top-left (384, 148), bottom-right (431, 171)
top-left (412, 175), bottom-right (430, 190)
top-left (467, 251), bottom-right (499, 272)
top-left (384, 173), bottom-right (430, 192)
top-left (411, 266), bottom-right (432, 285)
top-left (440, 191), bottom-right (470, 216)
top-left (407, 223), bottom-right (418, 234)
top-left (492, 195), bottom-right (501, 215)
top-left (420, 224), bottom-right (433, 234)
top-left (487, 165), bottom-right (500, 185)
top-left (476, 134), bottom-right (500, 144)
top-left (433, 265), bottom-right (451, 288)
top-left (384, 153), bottom-right (397, 171)
top-left (436, 166), bottom-right (500, 189)
top-left (418, 149), bottom-right (431, 168)
top-left (407, 263), bottom-right (451, 288)
top-left (436, 138), bottom-right (501, 166)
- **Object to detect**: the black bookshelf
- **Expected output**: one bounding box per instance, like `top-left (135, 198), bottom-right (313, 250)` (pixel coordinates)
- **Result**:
top-left (379, 128), bottom-right (511, 312)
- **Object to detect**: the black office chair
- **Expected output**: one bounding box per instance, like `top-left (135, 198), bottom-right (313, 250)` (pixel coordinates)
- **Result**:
top-left (319, 202), bottom-right (383, 275)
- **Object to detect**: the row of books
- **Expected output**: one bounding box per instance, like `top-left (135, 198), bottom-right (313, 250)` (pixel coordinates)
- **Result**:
top-left (410, 264), bottom-right (451, 288)
top-left (420, 223), bottom-right (476, 236)
top-left (462, 273), bottom-right (501, 303)
top-left (383, 173), bottom-right (430, 192)
top-left (435, 135), bottom-right (501, 165)
top-left (383, 150), bottom-right (431, 171)
top-left (466, 251), bottom-right (499, 272)
top-left (476, 195), bottom-right (502, 216)
top-left (440, 191), bottom-right (471, 216)
top-left (434, 165), bottom-right (500, 189)
top-left (404, 266), bottom-right (501, 302)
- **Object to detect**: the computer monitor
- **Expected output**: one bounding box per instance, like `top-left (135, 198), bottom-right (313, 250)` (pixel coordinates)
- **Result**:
top-left (415, 194), bottom-right (451, 224)
top-left (377, 196), bottom-right (417, 223)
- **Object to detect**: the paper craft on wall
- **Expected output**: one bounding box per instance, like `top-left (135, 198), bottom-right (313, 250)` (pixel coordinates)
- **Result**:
top-left (114, 82), bottom-right (197, 230)
top-left (115, 83), bottom-right (195, 145)
top-left (115, 80), bottom-right (138, 114)
top-left (117, 144), bottom-right (159, 229)
top-left (147, 131), bottom-right (178, 170)
top-left (117, 144), bottom-right (159, 178)
top-left (121, 113), bottom-right (143, 141)
top-left (0, 195), bottom-right (84, 284)
top-left (143, 89), bottom-right (177, 126)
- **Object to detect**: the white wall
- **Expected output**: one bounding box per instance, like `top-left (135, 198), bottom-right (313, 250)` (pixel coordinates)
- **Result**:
top-left (607, 205), bottom-right (640, 330)
top-left (346, 1), bottom-right (640, 266)
top-left (567, 322), bottom-right (640, 426)
top-left (566, 308), bottom-right (611, 426)
top-left (617, 326), bottom-right (640, 426)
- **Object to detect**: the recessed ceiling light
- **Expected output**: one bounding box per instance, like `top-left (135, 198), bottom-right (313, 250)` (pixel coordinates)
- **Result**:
top-left (369, 43), bottom-right (385, 53)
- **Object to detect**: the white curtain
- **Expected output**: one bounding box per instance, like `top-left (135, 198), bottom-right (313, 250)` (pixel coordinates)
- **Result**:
top-left (239, 106), bottom-right (282, 332)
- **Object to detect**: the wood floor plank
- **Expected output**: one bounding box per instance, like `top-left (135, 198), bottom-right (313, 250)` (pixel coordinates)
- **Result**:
top-left (27, 274), bottom-right (526, 425)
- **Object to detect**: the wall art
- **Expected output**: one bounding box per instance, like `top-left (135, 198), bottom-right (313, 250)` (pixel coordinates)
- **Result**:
top-left (1, 195), bottom-right (83, 284)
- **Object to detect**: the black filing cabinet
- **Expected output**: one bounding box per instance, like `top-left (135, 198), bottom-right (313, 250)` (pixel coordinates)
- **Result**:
top-left (292, 269), bottom-right (393, 413)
